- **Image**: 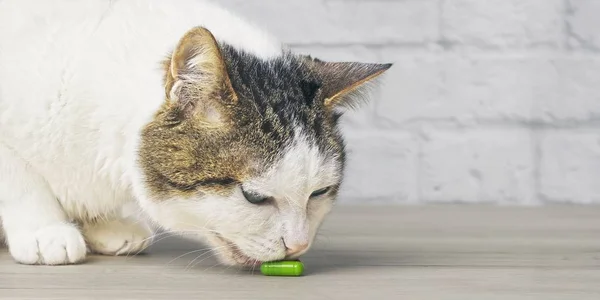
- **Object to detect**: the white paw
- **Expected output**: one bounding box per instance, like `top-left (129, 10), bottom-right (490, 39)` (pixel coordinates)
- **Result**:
top-left (83, 219), bottom-right (153, 256)
top-left (8, 223), bottom-right (87, 265)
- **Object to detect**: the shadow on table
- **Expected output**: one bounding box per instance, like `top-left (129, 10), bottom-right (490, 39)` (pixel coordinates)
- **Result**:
top-left (147, 235), bottom-right (409, 276)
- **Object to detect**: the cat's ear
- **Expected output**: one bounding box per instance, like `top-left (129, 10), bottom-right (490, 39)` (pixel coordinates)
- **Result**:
top-left (307, 58), bottom-right (392, 109)
top-left (164, 26), bottom-right (237, 123)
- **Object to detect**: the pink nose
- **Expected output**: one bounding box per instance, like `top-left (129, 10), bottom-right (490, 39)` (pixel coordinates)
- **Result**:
top-left (285, 243), bottom-right (309, 257)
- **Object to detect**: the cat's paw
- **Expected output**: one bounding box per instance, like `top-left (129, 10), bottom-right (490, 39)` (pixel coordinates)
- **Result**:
top-left (83, 219), bottom-right (153, 256)
top-left (8, 223), bottom-right (87, 265)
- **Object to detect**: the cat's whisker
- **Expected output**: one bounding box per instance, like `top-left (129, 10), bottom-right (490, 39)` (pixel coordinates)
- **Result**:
top-left (122, 229), bottom-right (215, 260)
top-left (132, 230), bottom-right (189, 248)
top-left (185, 246), bottom-right (224, 270)
top-left (190, 255), bottom-right (222, 273)
top-left (123, 232), bottom-right (183, 259)
top-left (220, 259), bottom-right (238, 276)
top-left (164, 247), bottom-right (214, 266)
top-left (170, 220), bottom-right (221, 236)
top-left (200, 260), bottom-right (222, 275)
top-left (133, 231), bottom-right (172, 246)
top-left (250, 259), bottom-right (257, 276)
top-left (186, 251), bottom-right (214, 271)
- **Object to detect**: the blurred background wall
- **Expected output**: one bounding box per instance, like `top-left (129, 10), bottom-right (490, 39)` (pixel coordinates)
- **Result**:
top-left (218, 0), bottom-right (600, 205)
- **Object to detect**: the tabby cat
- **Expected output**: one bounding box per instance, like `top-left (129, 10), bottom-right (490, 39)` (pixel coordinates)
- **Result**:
top-left (0, 0), bottom-right (391, 266)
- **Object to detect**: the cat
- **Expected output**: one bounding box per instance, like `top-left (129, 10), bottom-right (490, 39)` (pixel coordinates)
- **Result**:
top-left (0, 0), bottom-right (391, 266)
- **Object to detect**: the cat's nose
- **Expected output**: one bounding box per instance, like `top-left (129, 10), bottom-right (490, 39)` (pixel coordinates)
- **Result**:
top-left (285, 242), bottom-right (309, 257)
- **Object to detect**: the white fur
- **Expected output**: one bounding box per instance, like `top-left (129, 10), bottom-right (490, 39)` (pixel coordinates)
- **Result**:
top-left (134, 130), bottom-right (338, 264)
top-left (82, 217), bottom-right (153, 256)
top-left (0, 0), bottom-right (337, 265)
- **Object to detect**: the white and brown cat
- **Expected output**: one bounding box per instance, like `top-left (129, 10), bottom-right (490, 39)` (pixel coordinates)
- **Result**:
top-left (0, 0), bottom-right (391, 266)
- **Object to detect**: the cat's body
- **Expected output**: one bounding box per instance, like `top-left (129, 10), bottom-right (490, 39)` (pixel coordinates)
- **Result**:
top-left (0, 0), bottom-right (390, 266)
top-left (0, 0), bottom-right (279, 222)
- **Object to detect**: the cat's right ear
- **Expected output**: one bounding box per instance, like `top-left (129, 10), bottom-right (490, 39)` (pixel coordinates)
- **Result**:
top-left (302, 56), bottom-right (391, 111)
top-left (164, 27), bottom-right (237, 124)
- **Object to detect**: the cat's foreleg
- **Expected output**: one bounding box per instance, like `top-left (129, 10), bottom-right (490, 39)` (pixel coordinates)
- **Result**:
top-left (0, 142), bottom-right (87, 265)
top-left (82, 216), bottom-right (153, 256)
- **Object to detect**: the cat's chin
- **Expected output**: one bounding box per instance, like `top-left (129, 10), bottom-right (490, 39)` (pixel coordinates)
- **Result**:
top-left (209, 233), bottom-right (264, 268)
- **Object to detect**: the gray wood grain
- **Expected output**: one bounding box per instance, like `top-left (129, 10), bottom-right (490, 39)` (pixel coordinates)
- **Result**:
top-left (1, 205), bottom-right (599, 300)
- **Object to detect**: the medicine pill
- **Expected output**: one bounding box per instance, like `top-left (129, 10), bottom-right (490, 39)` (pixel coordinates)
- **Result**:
top-left (260, 260), bottom-right (304, 276)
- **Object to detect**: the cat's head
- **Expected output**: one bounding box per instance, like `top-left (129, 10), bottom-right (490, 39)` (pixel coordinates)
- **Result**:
top-left (137, 27), bottom-right (391, 266)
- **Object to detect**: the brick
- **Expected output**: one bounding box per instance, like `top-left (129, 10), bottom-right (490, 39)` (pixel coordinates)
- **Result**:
top-left (375, 53), bottom-right (441, 126)
top-left (420, 129), bottom-right (535, 204)
top-left (338, 132), bottom-right (418, 204)
top-left (442, 0), bottom-right (563, 49)
top-left (540, 132), bottom-right (600, 204)
top-left (337, 99), bottom-right (378, 131)
top-left (218, 0), bottom-right (439, 45)
top-left (440, 57), bottom-right (557, 122)
top-left (376, 52), bottom-right (558, 125)
top-left (535, 58), bottom-right (600, 121)
top-left (567, 0), bottom-right (600, 50)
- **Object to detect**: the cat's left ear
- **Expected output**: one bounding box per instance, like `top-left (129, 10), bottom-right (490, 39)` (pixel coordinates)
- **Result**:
top-left (307, 59), bottom-right (392, 109)
top-left (164, 26), bottom-right (237, 123)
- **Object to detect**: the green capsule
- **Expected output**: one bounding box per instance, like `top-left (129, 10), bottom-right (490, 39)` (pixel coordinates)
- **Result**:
top-left (260, 260), bottom-right (304, 276)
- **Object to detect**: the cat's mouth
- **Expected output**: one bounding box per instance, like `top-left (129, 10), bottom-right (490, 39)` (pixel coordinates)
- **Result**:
top-left (213, 233), bottom-right (262, 267)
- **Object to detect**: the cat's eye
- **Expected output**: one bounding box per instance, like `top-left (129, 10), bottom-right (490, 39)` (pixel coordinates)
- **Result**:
top-left (310, 187), bottom-right (331, 198)
top-left (242, 189), bottom-right (271, 204)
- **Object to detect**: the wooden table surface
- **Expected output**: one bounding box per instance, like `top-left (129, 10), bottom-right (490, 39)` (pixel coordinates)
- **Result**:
top-left (1, 205), bottom-right (599, 300)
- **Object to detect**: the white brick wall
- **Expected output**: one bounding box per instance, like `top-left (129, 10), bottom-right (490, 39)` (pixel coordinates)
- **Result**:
top-left (218, 0), bottom-right (600, 205)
